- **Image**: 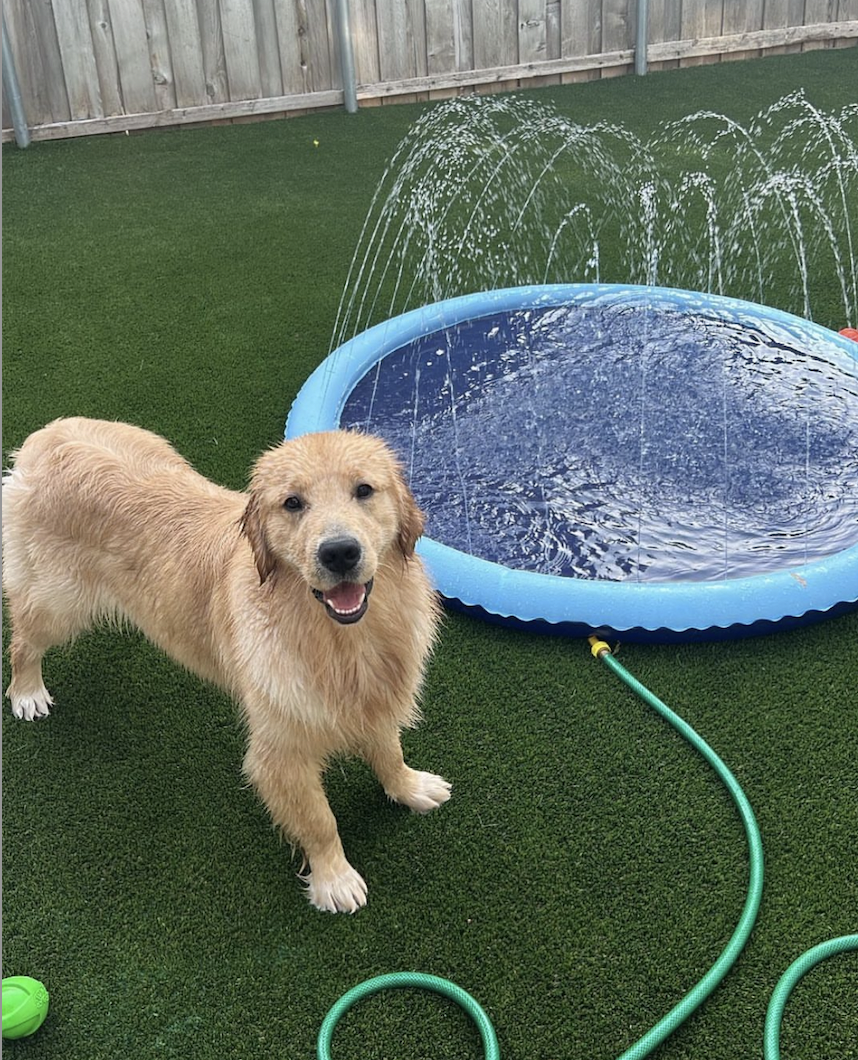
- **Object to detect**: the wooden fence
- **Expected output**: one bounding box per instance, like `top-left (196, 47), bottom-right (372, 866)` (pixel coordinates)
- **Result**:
top-left (3, 1), bottom-right (857, 143)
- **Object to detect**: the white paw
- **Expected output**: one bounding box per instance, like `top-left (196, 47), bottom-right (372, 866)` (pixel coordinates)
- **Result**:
top-left (9, 687), bottom-right (53, 721)
top-left (396, 771), bottom-right (452, 814)
top-left (304, 862), bottom-right (368, 914)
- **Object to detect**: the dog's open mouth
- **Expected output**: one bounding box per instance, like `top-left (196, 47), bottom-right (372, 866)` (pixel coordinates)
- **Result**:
top-left (312, 579), bottom-right (373, 624)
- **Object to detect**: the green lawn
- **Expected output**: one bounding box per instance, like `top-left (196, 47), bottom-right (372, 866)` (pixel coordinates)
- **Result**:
top-left (3, 49), bottom-right (857, 1060)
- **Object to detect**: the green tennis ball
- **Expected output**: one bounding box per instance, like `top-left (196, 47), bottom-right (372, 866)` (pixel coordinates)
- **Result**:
top-left (2, 976), bottom-right (50, 1040)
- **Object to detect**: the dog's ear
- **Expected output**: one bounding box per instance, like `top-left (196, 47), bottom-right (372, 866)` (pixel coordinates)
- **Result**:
top-left (240, 493), bottom-right (277, 584)
top-left (396, 472), bottom-right (426, 559)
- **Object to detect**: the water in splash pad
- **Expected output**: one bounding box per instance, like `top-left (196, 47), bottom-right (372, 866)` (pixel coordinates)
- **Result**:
top-left (343, 290), bottom-right (858, 583)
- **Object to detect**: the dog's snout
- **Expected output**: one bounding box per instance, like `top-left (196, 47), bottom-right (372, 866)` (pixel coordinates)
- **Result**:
top-left (318, 536), bottom-right (362, 577)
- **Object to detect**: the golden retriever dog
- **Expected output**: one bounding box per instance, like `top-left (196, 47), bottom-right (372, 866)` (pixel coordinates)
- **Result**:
top-left (3, 417), bottom-right (449, 912)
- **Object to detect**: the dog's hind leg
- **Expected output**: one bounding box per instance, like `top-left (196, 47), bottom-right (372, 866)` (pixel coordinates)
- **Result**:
top-left (7, 611), bottom-right (57, 721)
top-left (5, 594), bottom-right (89, 721)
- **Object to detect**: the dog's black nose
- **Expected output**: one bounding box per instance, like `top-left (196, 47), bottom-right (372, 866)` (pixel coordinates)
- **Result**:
top-left (318, 537), bottom-right (362, 576)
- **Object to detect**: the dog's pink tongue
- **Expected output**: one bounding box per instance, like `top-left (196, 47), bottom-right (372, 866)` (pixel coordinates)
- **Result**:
top-left (324, 582), bottom-right (365, 612)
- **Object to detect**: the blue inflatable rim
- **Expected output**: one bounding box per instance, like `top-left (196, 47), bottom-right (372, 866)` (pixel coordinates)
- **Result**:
top-left (286, 284), bottom-right (858, 637)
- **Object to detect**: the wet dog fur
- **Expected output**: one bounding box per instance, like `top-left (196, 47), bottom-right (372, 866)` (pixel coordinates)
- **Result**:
top-left (3, 418), bottom-right (449, 912)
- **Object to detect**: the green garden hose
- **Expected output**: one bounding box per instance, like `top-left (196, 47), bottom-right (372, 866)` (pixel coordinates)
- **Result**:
top-left (323, 638), bottom-right (838, 1060)
top-left (316, 971), bottom-right (500, 1060)
top-left (764, 934), bottom-right (858, 1060)
top-left (587, 638), bottom-right (764, 1059)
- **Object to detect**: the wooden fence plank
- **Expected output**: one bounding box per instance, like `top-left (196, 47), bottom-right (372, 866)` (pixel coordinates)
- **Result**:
top-left (836, 0), bottom-right (858, 34)
top-left (4, 0), bottom-right (54, 125)
top-left (164, 0), bottom-right (208, 107)
top-left (647, 0), bottom-right (683, 70)
top-left (220, 0), bottom-right (262, 99)
top-left (472, 0), bottom-right (515, 68)
top-left (785, 0), bottom-right (809, 54)
top-left (680, 0), bottom-right (724, 66)
top-left (253, 0), bottom-right (284, 98)
top-left (324, 0), bottom-right (342, 91)
top-left (33, 0), bottom-right (72, 122)
top-left (350, 0), bottom-right (381, 84)
top-left (519, 0), bottom-right (549, 62)
top-left (721, 0), bottom-right (763, 62)
top-left (87, 0), bottom-right (124, 116)
top-left (835, 1), bottom-right (858, 48)
top-left (195, 0), bottom-right (229, 101)
top-left (293, 0), bottom-right (333, 94)
top-left (53, 0), bottom-right (104, 118)
top-left (472, 0), bottom-right (518, 92)
top-left (546, 0), bottom-right (561, 59)
top-left (143, 0), bottom-right (177, 110)
top-left (649, 20), bottom-right (858, 60)
top-left (804, 0), bottom-right (838, 15)
top-left (562, 0), bottom-right (603, 82)
top-left (425, 0), bottom-right (456, 73)
top-left (360, 46), bottom-right (636, 98)
top-left (519, 0), bottom-right (560, 86)
top-left (706, 0), bottom-right (727, 45)
top-left (453, 0), bottom-right (475, 72)
top-left (787, 0), bottom-right (809, 52)
top-left (4, 87), bottom-right (343, 142)
top-left (601, 0), bottom-right (633, 77)
top-left (410, 0), bottom-right (429, 78)
top-left (803, 1), bottom-right (837, 51)
top-left (108, 0), bottom-right (158, 113)
top-left (426, 0), bottom-right (474, 98)
top-left (375, 0), bottom-right (427, 101)
top-left (762, 0), bottom-right (808, 56)
top-left (273, 0), bottom-right (306, 95)
top-left (679, 0), bottom-right (706, 62)
top-left (376, 0), bottom-right (417, 80)
top-left (291, 0), bottom-right (313, 93)
top-left (761, 0), bottom-right (785, 55)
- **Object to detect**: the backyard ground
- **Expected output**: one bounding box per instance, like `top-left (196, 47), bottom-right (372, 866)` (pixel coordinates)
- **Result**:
top-left (2, 47), bottom-right (857, 1060)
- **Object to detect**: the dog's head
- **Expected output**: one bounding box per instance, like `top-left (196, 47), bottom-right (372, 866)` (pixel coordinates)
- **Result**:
top-left (240, 431), bottom-right (425, 624)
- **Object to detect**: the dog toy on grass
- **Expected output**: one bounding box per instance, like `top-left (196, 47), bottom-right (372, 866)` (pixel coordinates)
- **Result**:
top-left (2, 976), bottom-right (50, 1039)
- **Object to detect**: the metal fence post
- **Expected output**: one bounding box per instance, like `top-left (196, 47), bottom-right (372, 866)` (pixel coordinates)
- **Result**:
top-left (2, 14), bottom-right (31, 147)
top-left (335, 0), bottom-right (358, 113)
top-left (635, 0), bottom-right (649, 76)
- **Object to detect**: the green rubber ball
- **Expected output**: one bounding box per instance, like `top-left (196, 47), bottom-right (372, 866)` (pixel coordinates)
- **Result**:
top-left (2, 976), bottom-right (50, 1040)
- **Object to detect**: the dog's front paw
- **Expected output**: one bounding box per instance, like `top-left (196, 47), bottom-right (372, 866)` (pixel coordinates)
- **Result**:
top-left (392, 770), bottom-right (452, 814)
top-left (304, 861), bottom-right (368, 914)
top-left (9, 686), bottom-right (53, 721)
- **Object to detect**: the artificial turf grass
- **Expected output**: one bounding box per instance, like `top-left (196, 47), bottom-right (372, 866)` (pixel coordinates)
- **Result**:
top-left (3, 47), bottom-right (858, 1060)
top-left (3, 611), bottom-right (856, 1060)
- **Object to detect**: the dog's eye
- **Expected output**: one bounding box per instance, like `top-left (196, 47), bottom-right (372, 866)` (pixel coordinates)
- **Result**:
top-left (355, 483), bottom-right (374, 500)
top-left (283, 495), bottom-right (304, 512)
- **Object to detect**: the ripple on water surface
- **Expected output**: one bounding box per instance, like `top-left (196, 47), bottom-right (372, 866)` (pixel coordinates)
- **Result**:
top-left (342, 301), bottom-right (858, 582)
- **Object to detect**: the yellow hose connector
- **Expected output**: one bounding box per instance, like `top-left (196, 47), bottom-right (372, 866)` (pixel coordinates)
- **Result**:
top-left (588, 635), bottom-right (612, 658)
